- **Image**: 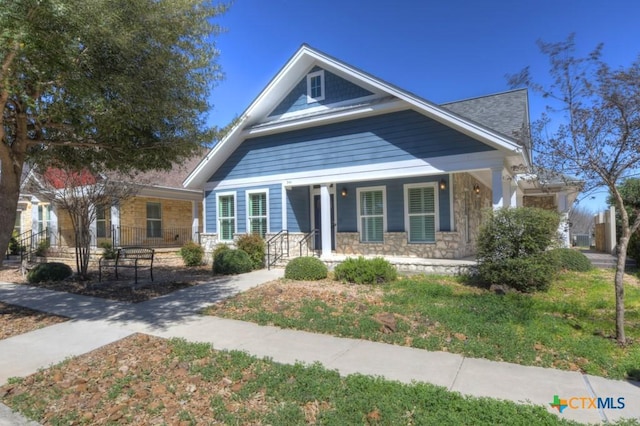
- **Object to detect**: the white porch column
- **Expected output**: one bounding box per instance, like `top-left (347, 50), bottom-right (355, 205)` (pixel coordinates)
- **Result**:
top-left (89, 212), bottom-right (97, 248)
top-left (49, 208), bottom-right (58, 247)
top-left (557, 192), bottom-right (571, 248)
top-left (111, 204), bottom-right (120, 247)
top-left (191, 200), bottom-right (200, 243)
top-left (31, 198), bottom-right (39, 232)
top-left (501, 176), bottom-right (517, 208)
top-left (320, 184), bottom-right (332, 258)
top-left (492, 168), bottom-right (504, 209)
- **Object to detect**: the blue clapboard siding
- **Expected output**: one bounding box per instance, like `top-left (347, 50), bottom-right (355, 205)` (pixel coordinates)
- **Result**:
top-left (336, 175), bottom-right (451, 233)
top-left (209, 110), bottom-right (494, 182)
top-left (270, 67), bottom-right (373, 117)
top-left (286, 186), bottom-right (311, 233)
top-left (204, 185), bottom-right (282, 234)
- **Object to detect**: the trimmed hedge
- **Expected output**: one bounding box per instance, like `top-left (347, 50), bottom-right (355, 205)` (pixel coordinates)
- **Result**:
top-left (27, 262), bottom-right (73, 283)
top-left (334, 256), bottom-right (397, 285)
top-left (236, 234), bottom-right (265, 270)
top-left (179, 241), bottom-right (204, 267)
top-left (285, 257), bottom-right (328, 281)
top-left (213, 249), bottom-right (253, 275)
top-left (477, 256), bottom-right (554, 293)
top-left (477, 208), bottom-right (560, 292)
top-left (546, 248), bottom-right (592, 272)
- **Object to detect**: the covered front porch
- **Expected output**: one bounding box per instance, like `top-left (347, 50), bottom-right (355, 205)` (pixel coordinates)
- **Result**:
top-left (280, 168), bottom-right (511, 261)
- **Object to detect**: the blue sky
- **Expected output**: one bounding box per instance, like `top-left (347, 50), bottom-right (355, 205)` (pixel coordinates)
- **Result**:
top-left (207, 0), bottom-right (640, 212)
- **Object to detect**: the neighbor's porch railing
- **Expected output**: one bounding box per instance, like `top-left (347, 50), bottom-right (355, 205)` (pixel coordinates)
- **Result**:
top-left (55, 226), bottom-right (197, 249)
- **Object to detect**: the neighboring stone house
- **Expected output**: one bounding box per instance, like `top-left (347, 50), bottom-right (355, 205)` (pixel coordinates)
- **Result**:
top-left (180, 44), bottom-right (580, 261)
top-left (15, 156), bottom-right (204, 250)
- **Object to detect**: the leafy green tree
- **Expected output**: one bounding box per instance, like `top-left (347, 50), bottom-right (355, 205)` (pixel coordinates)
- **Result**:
top-left (0, 0), bottom-right (227, 265)
top-left (509, 35), bottom-right (640, 344)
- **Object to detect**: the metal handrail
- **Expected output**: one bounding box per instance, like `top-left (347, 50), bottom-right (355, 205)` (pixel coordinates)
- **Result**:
top-left (299, 229), bottom-right (318, 257)
top-left (266, 230), bottom-right (288, 270)
top-left (20, 228), bottom-right (48, 262)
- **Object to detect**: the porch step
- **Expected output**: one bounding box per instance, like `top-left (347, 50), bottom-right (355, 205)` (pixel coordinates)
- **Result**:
top-left (581, 250), bottom-right (637, 270)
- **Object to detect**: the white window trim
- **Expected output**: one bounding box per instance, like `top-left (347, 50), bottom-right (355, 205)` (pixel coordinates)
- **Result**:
top-left (146, 202), bottom-right (163, 239)
top-left (246, 188), bottom-right (269, 236)
top-left (404, 182), bottom-right (439, 243)
top-left (356, 186), bottom-right (387, 243)
top-left (306, 70), bottom-right (325, 103)
top-left (217, 191), bottom-right (237, 241)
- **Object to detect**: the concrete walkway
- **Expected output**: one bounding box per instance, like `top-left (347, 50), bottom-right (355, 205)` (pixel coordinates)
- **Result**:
top-left (1, 270), bottom-right (639, 425)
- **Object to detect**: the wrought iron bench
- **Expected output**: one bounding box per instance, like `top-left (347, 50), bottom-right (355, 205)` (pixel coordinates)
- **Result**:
top-left (99, 246), bottom-right (154, 284)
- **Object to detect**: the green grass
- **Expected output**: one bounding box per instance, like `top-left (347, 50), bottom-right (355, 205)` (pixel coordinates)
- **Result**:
top-left (163, 340), bottom-right (585, 425)
top-left (207, 269), bottom-right (640, 380)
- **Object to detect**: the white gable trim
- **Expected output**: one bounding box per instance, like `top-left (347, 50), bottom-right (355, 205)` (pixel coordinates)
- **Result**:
top-left (184, 45), bottom-right (527, 190)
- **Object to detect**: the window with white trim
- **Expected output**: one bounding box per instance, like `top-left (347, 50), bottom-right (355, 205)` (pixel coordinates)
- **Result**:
top-left (37, 204), bottom-right (51, 233)
top-left (247, 191), bottom-right (268, 238)
top-left (405, 183), bottom-right (438, 243)
top-left (96, 205), bottom-right (109, 238)
top-left (217, 193), bottom-right (235, 241)
top-left (357, 187), bottom-right (385, 243)
top-left (146, 202), bottom-right (162, 238)
top-left (306, 70), bottom-right (325, 103)
top-left (14, 213), bottom-right (21, 235)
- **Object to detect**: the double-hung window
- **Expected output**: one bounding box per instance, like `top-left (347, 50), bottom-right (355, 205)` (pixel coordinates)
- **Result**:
top-left (247, 191), bottom-right (268, 238)
top-left (37, 204), bottom-right (51, 233)
top-left (405, 183), bottom-right (438, 243)
top-left (306, 70), bottom-right (325, 103)
top-left (146, 202), bottom-right (162, 238)
top-left (96, 205), bottom-right (108, 238)
top-left (217, 193), bottom-right (236, 241)
top-left (357, 187), bottom-right (385, 243)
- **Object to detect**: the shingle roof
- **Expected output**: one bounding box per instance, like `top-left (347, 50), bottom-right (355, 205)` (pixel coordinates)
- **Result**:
top-left (440, 88), bottom-right (529, 142)
top-left (131, 153), bottom-right (205, 189)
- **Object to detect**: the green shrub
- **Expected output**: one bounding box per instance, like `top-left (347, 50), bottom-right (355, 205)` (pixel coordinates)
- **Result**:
top-left (285, 256), bottom-right (328, 280)
top-left (334, 256), bottom-right (397, 285)
top-left (8, 231), bottom-right (24, 255)
top-left (179, 241), bottom-right (204, 266)
top-left (236, 233), bottom-right (265, 270)
top-left (35, 238), bottom-right (50, 257)
top-left (27, 262), bottom-right (73, 283)
top-left (212, 243), bottom-right (230, 258)
top-left (213, 249), bottom-right (253, 275)
top-left (477, 207), bottom-right (560, 264)
top-left (99, 241), bottom-right (117, 260)
top-left (477, 208), bottom-right (560, 292)
top-left (545, 248), bottom-right (592, 272)
top-left (477, 256), bottom-right (554, 293)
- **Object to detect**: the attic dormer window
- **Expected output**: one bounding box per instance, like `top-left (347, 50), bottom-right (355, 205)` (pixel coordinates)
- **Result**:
top-left (306, 70), bottom-right (325, 103)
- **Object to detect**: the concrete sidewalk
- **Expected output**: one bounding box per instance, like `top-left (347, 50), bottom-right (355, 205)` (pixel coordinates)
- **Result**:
top-left (1, 269), bottom-right (639, 425)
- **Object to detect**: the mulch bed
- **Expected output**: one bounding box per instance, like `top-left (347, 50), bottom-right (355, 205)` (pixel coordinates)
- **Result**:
top-left (0, 302), bottom-right (68, 340)
top-left (0, 263), bottom-right (215, 303)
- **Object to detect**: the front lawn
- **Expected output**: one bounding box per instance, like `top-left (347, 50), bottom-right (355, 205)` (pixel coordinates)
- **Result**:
top-left (1, 335), bottom-right (578, 425)
top-left (205, 269), bottom-right (640, 380)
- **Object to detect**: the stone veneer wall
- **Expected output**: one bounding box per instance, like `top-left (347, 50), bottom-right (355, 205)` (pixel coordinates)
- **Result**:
top-left (336, 232), bottom-right (462, 259)
top-left (452, 173), bottom-right (492, 258)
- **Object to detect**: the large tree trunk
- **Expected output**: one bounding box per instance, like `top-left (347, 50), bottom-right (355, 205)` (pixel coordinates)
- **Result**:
top-left (0, 111), bottom-right (27, 268)
top-left (0, 160), bottom-right (21, 267)
top-left (614, 233), bottom-right (628, 345)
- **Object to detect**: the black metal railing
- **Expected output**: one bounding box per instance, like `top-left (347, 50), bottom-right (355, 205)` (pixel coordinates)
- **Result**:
top-left (112, 225), bottom-right (195, 248)
top-left (16, 228), bottom-right (49, 262)
top-left (266, 230), bottom-right (288, 270)
top-left (49, 225), bottom-right (199, 250)
top-left (299, 229), bottom-right (318, 258)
